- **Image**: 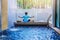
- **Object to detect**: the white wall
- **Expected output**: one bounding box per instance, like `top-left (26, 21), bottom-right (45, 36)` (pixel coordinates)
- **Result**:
top-left (8, 0), bottom-right (53, 27)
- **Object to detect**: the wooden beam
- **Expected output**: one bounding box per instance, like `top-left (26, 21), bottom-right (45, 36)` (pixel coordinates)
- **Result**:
top-left (2, 0), bottom-right (8, 30)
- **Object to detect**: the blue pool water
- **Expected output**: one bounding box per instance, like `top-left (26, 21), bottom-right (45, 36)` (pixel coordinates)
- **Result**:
top-left (0, 26), bottom-right (60, 40)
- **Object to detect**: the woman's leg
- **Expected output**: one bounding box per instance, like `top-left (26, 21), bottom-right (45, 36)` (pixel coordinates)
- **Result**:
top-left (28, 19), bottom-right (30, 22)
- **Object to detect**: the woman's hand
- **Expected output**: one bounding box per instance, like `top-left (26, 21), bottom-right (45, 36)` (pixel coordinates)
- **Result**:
top-left (18, 16), bottom-right (22, 18)
top-left (30, 16), bottom-right (34, 18)
top-left (32, 16), bottom-right (34, 18)
top-left (18, 16), bottom-right (20, 18)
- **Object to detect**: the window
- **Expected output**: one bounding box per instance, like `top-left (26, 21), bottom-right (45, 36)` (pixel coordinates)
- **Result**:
top-left (17, 0), bottom-right (52, 9)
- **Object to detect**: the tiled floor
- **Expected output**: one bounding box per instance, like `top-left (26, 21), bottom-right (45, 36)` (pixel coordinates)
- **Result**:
top-left (0, 26), bottom-right (60, 40)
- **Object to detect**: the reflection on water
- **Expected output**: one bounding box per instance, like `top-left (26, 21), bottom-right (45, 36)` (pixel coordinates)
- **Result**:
top-left (1, 26), bottom-right (60, 40)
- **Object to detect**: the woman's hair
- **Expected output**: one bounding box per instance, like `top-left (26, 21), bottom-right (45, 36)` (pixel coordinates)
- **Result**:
top-left (25, 12), bottom-right (28, 15)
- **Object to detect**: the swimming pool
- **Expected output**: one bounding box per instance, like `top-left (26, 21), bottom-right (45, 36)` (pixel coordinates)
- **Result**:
top-left (1, 26), bottom-right (60, 40)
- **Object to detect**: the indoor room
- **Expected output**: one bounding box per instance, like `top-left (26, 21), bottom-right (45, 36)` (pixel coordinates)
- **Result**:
top-left (0, 0), bottom-right (60, 40)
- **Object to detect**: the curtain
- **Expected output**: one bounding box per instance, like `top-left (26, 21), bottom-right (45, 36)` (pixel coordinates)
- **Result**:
top-left (56, 0), bottom-right (60, 28)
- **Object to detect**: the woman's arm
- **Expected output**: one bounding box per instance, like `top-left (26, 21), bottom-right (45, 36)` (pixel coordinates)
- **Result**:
top-left (30, 16), bottom-right (34, 18)
top-left (18, 16), bottom-right (23, 18)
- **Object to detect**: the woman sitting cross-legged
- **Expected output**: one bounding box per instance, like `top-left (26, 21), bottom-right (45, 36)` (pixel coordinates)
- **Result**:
top-left (18, 12), bottom-right (34, 22)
